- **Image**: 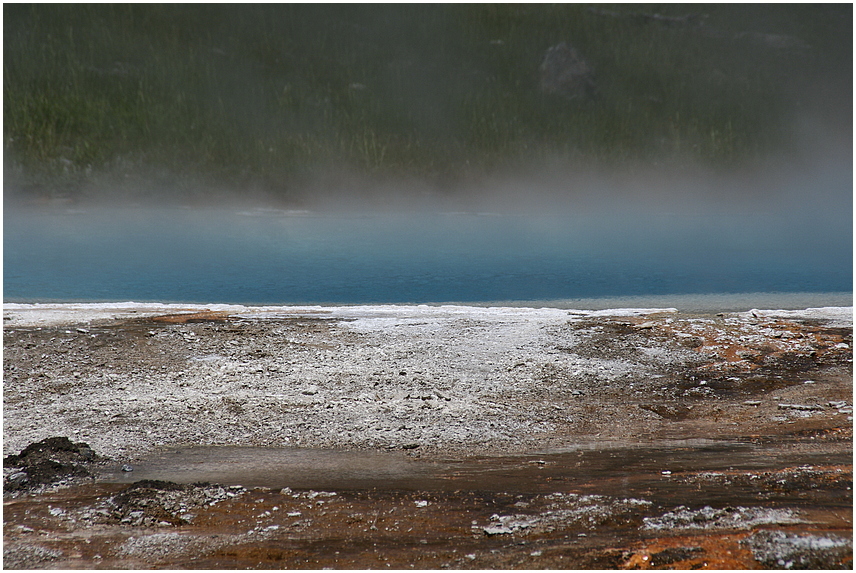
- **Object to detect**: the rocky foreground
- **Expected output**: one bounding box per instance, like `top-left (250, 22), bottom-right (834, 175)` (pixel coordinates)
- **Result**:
top-left (3, 303), bottom-right (852, 568)
top-left (4, 303), bottom-right (853, 458)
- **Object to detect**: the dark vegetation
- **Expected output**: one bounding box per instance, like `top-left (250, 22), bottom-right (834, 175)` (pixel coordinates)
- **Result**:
top-left (3, 4), bottom-right (851, 204)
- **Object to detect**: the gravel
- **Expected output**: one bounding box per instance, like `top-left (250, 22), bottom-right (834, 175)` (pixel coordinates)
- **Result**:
top-left (3, 543), bottom-right (64, 569)
top-left (742, 530), bottom-right (853, 569)
top-left (3, 303), bottom-right (852, 462)
top-left (641, 505), bottom-right (804, 531)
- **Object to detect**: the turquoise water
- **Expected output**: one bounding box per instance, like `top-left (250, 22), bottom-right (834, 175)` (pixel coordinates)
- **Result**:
top-left (4, 207), bottom-right (851, 305)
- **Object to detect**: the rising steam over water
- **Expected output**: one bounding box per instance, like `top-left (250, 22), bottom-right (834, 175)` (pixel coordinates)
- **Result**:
top-left (3, 5), bottom-right (850, 308)
top-left (4, 199), bottom-right (851, 306)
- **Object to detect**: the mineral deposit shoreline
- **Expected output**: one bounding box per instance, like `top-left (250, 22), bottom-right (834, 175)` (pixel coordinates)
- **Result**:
top-left (3, 303), bottom-right (852, 461)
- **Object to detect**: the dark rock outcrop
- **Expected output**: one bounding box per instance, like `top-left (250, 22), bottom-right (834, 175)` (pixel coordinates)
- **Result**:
top-left (4, 436), bottom-right (98, 492)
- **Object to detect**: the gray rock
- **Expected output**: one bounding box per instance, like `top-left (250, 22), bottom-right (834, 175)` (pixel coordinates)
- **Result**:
top-left (483, 514), bottom-right (539, 536)
top-left (540, 42), bottom-right (597, 99)
top-left (777, 403), bottom-right (824, 411)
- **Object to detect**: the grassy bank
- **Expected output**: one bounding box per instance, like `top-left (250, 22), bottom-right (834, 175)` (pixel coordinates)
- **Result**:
top-left (4, 4), bottom-right (851, 203)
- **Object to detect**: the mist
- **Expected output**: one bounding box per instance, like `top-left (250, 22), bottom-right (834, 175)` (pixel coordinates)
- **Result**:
top-left (3, 4), bottom-right (852, 304)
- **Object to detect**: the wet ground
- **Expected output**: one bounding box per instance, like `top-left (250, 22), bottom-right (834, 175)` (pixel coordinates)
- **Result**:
top-left (3, 304), bottom-right (853, 568)
top-left (3, 441), bottom-right (852, 569)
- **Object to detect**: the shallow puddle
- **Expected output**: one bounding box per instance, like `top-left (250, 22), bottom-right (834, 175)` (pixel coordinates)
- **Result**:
top-left (103, 439), bottom-right (851, 502)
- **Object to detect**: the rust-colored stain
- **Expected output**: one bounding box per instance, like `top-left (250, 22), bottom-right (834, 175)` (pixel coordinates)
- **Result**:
top-left (621, 532), bottom-right (757, 569)
top-left (4, 463), bottom-right (852, 569)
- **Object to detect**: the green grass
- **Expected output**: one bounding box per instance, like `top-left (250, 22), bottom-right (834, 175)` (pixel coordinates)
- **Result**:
top-left (4, 4), bottom-right (851, 202)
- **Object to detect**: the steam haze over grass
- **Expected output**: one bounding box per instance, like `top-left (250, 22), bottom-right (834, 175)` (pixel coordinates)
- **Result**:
top-left (3, 3), bottom-right (851, 214)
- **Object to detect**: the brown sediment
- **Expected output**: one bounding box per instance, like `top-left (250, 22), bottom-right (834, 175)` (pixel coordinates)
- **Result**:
top-left (149, 310), bottom-right (234, 323)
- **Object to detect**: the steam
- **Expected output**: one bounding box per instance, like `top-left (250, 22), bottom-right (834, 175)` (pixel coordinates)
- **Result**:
top-left (4, 5), bottom-right (851, 304)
